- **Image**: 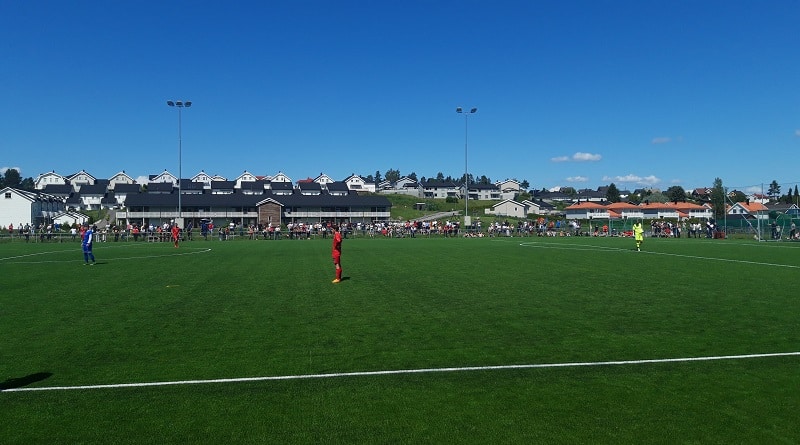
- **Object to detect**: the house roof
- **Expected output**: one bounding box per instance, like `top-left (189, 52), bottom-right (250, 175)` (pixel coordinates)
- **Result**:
top-left (78, 184), bottom-right (108, 195)
top-left (147, 182), bottom-right (174, 193)
top-left (41, 184), bottom-right (74, 195)
top-left (114, 183), bottom-right (141, 193)
top-left (125, 190), bottom-right (391, 209)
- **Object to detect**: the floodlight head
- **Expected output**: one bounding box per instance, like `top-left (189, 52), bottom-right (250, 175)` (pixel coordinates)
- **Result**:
top-left (175, 101), bottom-right (183, 107)
top-left (167, 101), bottom-right (175, 107)
top-left (456, 107), bottom-right (463, 113)
top-left (184, 101), bottom-right (192, 107)
top-left (470, 107), bottom-right (477, 113)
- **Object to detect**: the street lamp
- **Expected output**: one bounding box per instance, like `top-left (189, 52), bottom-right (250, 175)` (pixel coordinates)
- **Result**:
top-left (167, 100), bottom-right (191, 226)
top-left (456, 106), bottom-right (477, 230)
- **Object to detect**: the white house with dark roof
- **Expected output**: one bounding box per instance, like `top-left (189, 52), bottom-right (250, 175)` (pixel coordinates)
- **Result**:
top-left (299, 181), bottom-right (322, 195)
top-left (484, 199), bottom-right (529, 218)
top-left (108, 171), bottom-right (136, 189)
top-left (420, 180), bottom-right (460, 199)
top-left (326, 181), bottom-right (350, 196)
top-left (269, 181), bottom-right (294, 195)
top-left (469, 183), bottom-right (502, 201)
top-left (150, 170), bottom-right (177, 185)
top-left (495, 179), bottom-right (521, 194)
top-left (314, 173), bottom-right (336, 186)
top-left (343, 174), bottom-right (375, 193)
top-left (235, 171), bottom-right (258, 188)
top-left (270, 171), bottom-right (292, 183)
top-left (1, 187), bottom-right (66, 227)
top-left (66, 170), bottom-right (96, 191)
top-left (77, 184), bottom-right (108, 210)
top-left (35, 171), bottom-right (69, 190)
top-left (192, 170), bottom-right (213, 188)
top-left (239, 181), bottom-right (268, 195)
top-left (113, 183), bottom-right (141, 205)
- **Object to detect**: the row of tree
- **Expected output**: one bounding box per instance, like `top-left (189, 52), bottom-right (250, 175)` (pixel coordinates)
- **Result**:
top-left (362, 169), bottom-right (531, 189)
top-left (0, 169), bottom-right (36, 190)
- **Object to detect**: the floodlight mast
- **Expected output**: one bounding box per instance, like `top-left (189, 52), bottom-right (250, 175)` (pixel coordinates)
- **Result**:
top-left (456, 106), bottom-right (477, 231)
top-left (167, 100), bottom-right (192, 227)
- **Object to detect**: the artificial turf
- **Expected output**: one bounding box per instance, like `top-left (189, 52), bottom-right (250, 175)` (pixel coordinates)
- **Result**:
top-left (1, 235), bottom-right (799, 443)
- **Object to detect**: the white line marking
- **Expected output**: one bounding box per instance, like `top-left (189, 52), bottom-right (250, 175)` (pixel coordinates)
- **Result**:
top-left (517, 241), bottom-right (800, 269)
top-left (0, 247), bottom-right (212, 264)
top-left (4, 351), bottom-right (798, 393)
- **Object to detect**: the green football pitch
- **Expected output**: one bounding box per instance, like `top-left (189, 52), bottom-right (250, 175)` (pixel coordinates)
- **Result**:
top-left (2, 235), bottom-right (799, 443)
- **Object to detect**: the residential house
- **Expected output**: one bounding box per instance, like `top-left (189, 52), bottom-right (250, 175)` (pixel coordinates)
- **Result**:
top-left (108, 171), bottom-right (136, 189)
top-left (34, 171), bottom-right (68, 190)
top-left (420, 180), bottom-right (460, 200)
top-left (66, 170), bottom-right (96, 191)
top-left (0, 187), bottom-right (66, 227)
top-left (484, 199), bottom-right (529, 218)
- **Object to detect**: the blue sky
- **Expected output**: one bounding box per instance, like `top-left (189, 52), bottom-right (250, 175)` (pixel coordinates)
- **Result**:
top-left (2, 1), bottom-right (799, 193)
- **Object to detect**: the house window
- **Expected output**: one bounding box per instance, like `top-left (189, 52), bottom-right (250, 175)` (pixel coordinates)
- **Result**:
top-left (4, 192), bottom-right (10, 199)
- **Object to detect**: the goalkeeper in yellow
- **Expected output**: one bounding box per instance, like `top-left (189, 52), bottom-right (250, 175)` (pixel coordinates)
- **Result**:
top-left (633, 221), bottom-right (644, 251)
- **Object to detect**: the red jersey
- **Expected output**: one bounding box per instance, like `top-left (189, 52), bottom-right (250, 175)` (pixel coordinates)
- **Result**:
top-left (332, 231), bottom-right (342, 258)
top-left (172, 225), bottom-right (180, 240)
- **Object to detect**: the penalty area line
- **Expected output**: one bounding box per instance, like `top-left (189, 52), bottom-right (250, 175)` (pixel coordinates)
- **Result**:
top-left (4, 351), bottom-right (799, 393)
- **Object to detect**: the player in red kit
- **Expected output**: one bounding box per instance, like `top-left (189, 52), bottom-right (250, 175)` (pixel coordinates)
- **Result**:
top-left (172, 223), bottom-right (180, 248)
top-left (331, 224), bottom-right (342, 283)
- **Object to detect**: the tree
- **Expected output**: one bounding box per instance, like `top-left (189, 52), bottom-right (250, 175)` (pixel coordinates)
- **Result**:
top-left (730, 190), bottom-right (746, 203)
top-left (21, 177), bottom-right (35, 191)
top-left (711, 177), bottom-right (726, 220)
top-left (374, 170), bottom-right (382, 184)
top-left (561, 186), bottom-right (576, 196)
top-left (407, 172), bottom-right (417, 181)
top-left (665, 185), bottom-right (687, 203)
top-left (767, 180), bottom-right (781, 201)
top-left (384, 168), bottom-right (400, 183)
top-left (3, 168), bottom-right (22, 188)
top-left (520, 179), bottom-right (530, 190)
top-left (435, 172), bottom-right (444, 181)
top-left (606, 183), bottom-right (621, 203)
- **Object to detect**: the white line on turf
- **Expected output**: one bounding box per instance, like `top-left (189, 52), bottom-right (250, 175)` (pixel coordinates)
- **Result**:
top-left (4, 351), bottom-right (798, 393)
top-left (517, 241), bottom-right (800, 269)
top-left (0, 247), bottom-right (212, 264)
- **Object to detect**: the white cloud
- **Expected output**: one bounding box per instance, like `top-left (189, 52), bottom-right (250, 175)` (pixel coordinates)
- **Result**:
top-left (640, 175), bottom-right (660, 185)
top-left (566, 176), bottom-right (589, 183)
top-left (552, 152), bottom-right (602, 162)
top-left (602, 174), bottom-right (661, 186)
top-left (135, 175), bottom-right (149, 184)
top-left (652, 137), bottom-right (671, 144)
top-left (572, 152), bottom-right (602, 162)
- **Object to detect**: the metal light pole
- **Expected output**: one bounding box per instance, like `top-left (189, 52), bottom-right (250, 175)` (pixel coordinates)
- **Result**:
top-left (456, 107), bottom-right (477, 230)
top-left (167, 100), bottom-right (191, 227)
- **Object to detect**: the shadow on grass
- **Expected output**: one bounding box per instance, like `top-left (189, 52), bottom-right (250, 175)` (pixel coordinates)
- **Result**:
top-left (0, 372), bottom-right (53, 390)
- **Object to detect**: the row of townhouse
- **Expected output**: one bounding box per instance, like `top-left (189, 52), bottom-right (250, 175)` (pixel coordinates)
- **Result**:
top-left (378, 177), bottom-right (524, 201)
top-left (4, 170), bottom-right (394, 229)
top-left (563, 200), bottom-right (799, 222)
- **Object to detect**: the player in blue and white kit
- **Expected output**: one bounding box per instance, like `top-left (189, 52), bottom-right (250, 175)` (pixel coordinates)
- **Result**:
top-left (82, 223), bottom-right (96, 265)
